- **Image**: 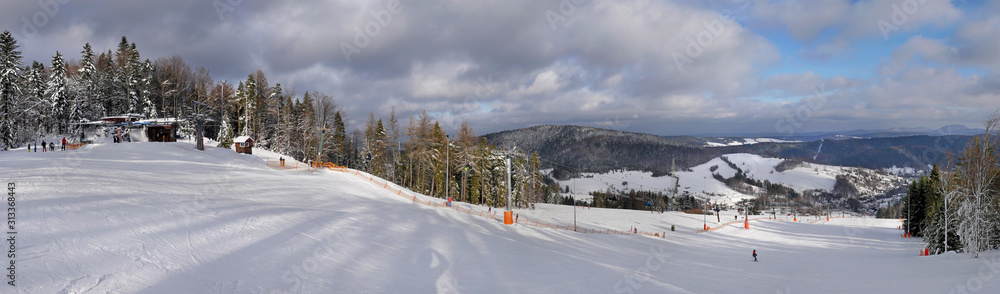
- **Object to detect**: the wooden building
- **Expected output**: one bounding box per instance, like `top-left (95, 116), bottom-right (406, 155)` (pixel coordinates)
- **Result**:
top-left (234, 136), bottom-right (254, 154)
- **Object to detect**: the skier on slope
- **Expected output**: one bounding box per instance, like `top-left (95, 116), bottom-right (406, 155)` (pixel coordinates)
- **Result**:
top-left (42, 140), bottom-right (47, 152)
top-left (753, 250), bottom-right (758, 262)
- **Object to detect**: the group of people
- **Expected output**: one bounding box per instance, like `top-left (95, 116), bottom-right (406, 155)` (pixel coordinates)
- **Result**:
top-left (112, 127), bottom-right (130, 143)
top-left (29, 138), bottom-right (68, 152)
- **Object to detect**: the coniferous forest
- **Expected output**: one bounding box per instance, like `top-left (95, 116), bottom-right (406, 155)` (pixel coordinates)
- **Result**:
top-left (0, 31), bottom-right (555, 209)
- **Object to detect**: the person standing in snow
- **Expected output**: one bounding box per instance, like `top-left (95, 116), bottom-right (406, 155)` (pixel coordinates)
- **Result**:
top-left (61, 137), bottom-right (67, 151)
top-left (49, 142), bottom-right (54, 151)
top-left (753, 250), bottom-right (758, 262)
top-left (42, 140), bottom-right (47, 152)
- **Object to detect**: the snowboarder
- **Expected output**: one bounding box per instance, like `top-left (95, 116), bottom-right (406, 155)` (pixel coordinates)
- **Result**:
top-left (61, 137), bottom-right (67, 151)
top-left (42, 140), bottom-right (47, 152)
top-left (753, 250), bottom-right (758, 262)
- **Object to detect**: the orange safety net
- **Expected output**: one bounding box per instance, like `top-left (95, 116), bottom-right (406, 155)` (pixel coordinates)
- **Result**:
top-left (309, 165), bottom-right (674, 237)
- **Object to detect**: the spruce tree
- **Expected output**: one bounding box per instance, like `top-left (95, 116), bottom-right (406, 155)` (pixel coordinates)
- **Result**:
top-left (47, 51), bottom-right (69, 134)
top-left (332, 111), bottom-right (346, 165)
top-left (25, 61), bottom-right (47, 135)
top-left (0, 31), bottom-right (23, 149)
top-left (217, 116), bottom-right (234, 149)
top-left (903, 177), bottom-right (930, 236)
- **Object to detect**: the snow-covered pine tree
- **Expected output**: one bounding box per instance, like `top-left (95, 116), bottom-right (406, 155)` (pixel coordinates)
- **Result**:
top-left (78, 43), bottom-right (99, 112)
top-left (97, 50), bottom-right (122, 116)
top-left (140, 60), bottom-right (157, 119)
top-left (47, 51), bottom-right (69, 134)
top-left (362, 112), bottom-right (381, 174)
top-left (217, 115), bottom-right (234, 149)
top-left (235, 75), bottom-right (257, 137)
top-left (250, 70), bottom-right (270, 148)
top-left (903, 176), bottom-right (931, 237)
top-left (25, 61), bottom-right (47, 135)
top-left (925, 165), bottom-right (962, 254)
top-left (332, 111), bottom-right (346, 165)
top-left (114, 38), bottom-right (133, 114)
top-left (297, 92), bottom-right (316, 161)
top-left (387, 107), bottom-right (401, 181)
top-left (0, 31), bottom-right (23, 149)
top-left (125, 43), bottom-right (142, 115)
top-left (265, 83), bottom-right (283, 152)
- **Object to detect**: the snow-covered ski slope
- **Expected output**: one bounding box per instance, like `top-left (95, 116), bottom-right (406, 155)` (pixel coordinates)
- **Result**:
top-left (2, 142), bottom-right (998, 293)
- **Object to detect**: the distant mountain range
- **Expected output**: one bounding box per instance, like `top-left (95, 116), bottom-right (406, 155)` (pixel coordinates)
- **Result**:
top-left (706, 124), bottom-right (985, 142)
top-left (482, 125), bottom-right (976, 178)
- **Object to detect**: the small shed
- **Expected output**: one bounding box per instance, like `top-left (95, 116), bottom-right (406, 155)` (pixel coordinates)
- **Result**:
top-left (234, 136), bottom-right (254, 154)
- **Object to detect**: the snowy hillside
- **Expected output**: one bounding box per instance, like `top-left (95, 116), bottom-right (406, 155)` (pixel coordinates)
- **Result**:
top-left (551, 169), bottom-right (679, 202)
top-left (558, 153), bottom-right (905, 205)
top-left (679, 153), bottom-right (903, 196)
top-left (1, 142), bottom-right (995, 293)
top-left (704, 137), bottom-right (797, 147)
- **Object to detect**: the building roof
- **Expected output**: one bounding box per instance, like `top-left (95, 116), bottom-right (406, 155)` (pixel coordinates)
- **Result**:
top-left (234, 136), bottom-right (253, 143)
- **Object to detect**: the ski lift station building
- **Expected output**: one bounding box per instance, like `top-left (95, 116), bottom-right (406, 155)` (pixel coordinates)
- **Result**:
top-left (79, 115), bottom-right (181, 143)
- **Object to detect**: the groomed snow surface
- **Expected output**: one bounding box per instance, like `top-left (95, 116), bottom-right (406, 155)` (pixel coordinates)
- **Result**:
top-left (3, 142), bottom-right (1000, 293)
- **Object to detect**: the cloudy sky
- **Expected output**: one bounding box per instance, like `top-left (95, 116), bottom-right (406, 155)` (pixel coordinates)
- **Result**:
top-left (3, 0), bottom-right (999, 136)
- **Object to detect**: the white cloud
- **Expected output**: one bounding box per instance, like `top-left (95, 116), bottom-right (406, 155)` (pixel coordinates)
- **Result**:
top-left (748, 0), bottom-right (962, 42)
top-left (516, 70), bottom-right (563, 96)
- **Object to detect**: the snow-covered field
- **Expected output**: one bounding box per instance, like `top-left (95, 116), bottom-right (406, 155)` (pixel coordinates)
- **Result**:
top-left (552, 170), bottom-right (678, 202)
top-left (2, 142), bottom-right (998, 293)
